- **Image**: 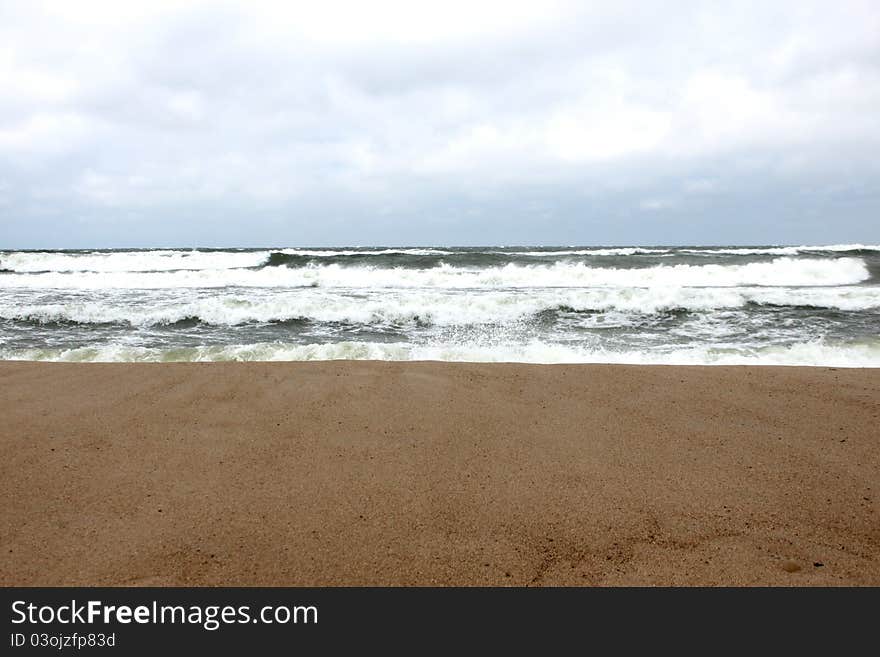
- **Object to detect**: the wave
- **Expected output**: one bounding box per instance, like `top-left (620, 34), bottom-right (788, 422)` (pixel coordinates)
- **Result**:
top-left (529, 244), bottom-right (880, 256)
top-left (3, 284), bottom-right (877, 328)
top-left (680, 244), bottom-right (880, 256)
top-left (0, 248), bottom-right (464, 273)
top-left (276, 248), bottom-right (456, 257)
top-left (3, 245), bottom-right (877, 275)
top-left (3, 338), bottom-right (879, 366)
top-left (502, 248), bottom-right (671, 256)
top-left (261, 249), bottom-right (476, 269)
top-left (0, 257), bottom-right (870, 290)
top-left (0, 249), bottom-right (271, 273)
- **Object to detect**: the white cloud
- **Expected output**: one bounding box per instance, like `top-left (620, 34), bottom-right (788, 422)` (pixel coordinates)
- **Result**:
top-left (0, 0), bottom-right (878, 245)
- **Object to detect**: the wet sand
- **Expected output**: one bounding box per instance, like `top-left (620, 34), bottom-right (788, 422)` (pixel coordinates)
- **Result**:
top-left (1, 361), bottom-right (877, 586)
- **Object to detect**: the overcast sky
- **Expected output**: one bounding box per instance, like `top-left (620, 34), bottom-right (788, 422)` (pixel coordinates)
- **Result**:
top-left (1, 0), bottom-right (879, 247)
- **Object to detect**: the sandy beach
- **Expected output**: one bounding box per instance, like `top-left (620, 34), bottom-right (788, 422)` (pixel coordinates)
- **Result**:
top-left (1, 361), bottom-right (877, 586)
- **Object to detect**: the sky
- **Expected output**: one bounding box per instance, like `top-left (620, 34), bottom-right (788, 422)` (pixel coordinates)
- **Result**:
top-left (1, 0), bottom-right (879, 248)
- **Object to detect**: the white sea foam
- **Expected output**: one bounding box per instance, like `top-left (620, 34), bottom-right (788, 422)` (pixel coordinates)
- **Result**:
top-left (0, 249), bottom-right (270, 272)
top-left (3, 247), bottom-right (876, 366)
top-left (504, 248), bottom-right (671, 256)
top-left (3, 284), bottom-right (878, 327)
top-left (0, 248), bottom-right (461, 273)
top-left (681, 244), bottom-right (880, 255)
top-left (0, 257), bottom-right (870, 290)
top-left (3, 338), bottom-right (879, 366)
top-left (277, 248), bottom-right (455, 257)
top-left (2, 244), bottom-right (876, 275)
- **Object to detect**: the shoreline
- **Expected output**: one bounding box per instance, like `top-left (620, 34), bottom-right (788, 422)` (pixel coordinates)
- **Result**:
top-left (3, 358), bottom-right (880, 367)
top-left (1, 361), bottom-right (878, 586)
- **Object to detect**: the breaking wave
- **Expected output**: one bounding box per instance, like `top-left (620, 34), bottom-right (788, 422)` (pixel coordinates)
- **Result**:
top-left (3, 245), bottom-right (877, 367)
top-left (3, 338), bottom-right (879, 367)
top-left (0, 257), bottom-right (870, 290)
top-left (3, 285), bottom-right (879, 327)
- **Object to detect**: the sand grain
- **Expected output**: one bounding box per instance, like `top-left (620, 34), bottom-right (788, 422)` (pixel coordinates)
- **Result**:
top-left (1, 362), bottom-right (877, 586)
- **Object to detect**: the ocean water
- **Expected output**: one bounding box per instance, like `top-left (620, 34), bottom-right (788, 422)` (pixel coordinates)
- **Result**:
top-left (1, 245), bottom-right (879, 366)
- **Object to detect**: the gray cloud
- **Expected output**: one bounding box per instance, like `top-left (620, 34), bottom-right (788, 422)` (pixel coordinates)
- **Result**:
top-left (1, 0), bottom-right (879, 247)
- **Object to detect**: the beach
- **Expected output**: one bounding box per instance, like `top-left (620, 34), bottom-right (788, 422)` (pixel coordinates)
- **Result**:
top-left (1, 361), bottom-right (877, 586)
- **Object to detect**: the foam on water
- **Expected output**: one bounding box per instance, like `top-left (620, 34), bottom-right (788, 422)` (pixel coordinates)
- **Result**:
top-left (505, 248), bottom-right (672, 256)
top-left (682, 244), bottom-right (880, 255)
top-left (0, 257), bottom-right (870, 290)
top-left (0, 249), bottom-right (269, 273)
top-left (3, 338), bottom-right (879, 366)
top-left (277, 248), bottom-right (456, 257)
top-left (0, 247), bottom-right (465, 273)
top-left (2, 245), bottom-right (877, 366)
top-left (3, 284), bottom-right (878, 327)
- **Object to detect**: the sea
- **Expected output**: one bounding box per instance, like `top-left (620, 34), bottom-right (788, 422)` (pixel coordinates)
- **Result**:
top-left (1, 245), bottom-right (878, 366)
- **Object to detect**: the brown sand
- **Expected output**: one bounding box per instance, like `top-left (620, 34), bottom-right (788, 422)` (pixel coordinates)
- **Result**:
top-left (1, 361), bottom-right (877, 586)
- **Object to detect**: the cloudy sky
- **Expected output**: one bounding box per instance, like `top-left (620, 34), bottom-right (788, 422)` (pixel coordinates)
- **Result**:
top-left (1, 0), bottom-right (878, 247)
